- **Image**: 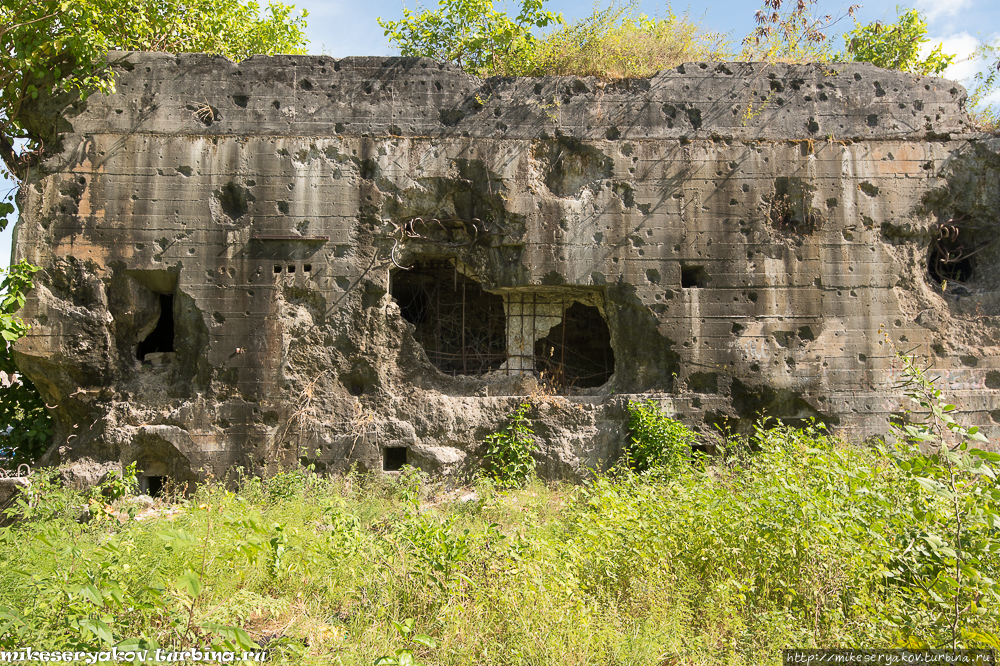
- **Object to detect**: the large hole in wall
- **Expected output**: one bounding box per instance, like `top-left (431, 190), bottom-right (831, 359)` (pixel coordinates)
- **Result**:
top-left (500, 290), bottom-right (617, 392)
top-left (140, 475), bottom-right (166, 498)
top-left (926, 222), bottom-right (990, 286)
top-left (137, 293), bottom-right (175, 361)
top-left (928, 241), bottom-right (975, 284)
top-left (391, 260), bottom-right (617, 390)
top-left (383, 447), bottom-right (408, 471)
top-left (390, 259), bottom-right (507, 376)
top-left (120, 269), bottom-right (180, 365)
top-left (533, 302), bottom-right (615, 388)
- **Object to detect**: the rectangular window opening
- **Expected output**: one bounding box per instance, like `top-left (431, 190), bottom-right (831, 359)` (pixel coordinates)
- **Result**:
top-left (274, 265), bottom-right (282, 274)
top-left (383, 447), bottom-right (408, 472)
top-left (681, 266), bottom-right (708, 289)
top-left (304, 264), bottom-right (312, 273)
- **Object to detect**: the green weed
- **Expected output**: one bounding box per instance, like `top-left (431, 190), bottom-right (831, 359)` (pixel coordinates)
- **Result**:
top-left (482, 403), bottom-right (538, 489)
top-left (0, 383), bottom-right (998, 661)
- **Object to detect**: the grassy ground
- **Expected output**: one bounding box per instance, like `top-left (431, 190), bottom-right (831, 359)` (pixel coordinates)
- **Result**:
top-left (1, 414), bottom-right (996, 664)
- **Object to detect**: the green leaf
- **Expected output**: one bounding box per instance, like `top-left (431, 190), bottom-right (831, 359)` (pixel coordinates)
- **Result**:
top-left (77, 584), bottom-right (105, 606)
top-left (914, 476), bottom-right (945, 494)
top-left (176, 571), bottom-right (203, 598)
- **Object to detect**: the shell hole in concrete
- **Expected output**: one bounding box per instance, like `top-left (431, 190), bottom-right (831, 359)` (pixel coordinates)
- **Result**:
top-left (383, 446), bottom-right (408, 471)
top-left (928, 236), bottom-right (975, 284)
top-left (681, 266), bottom-right (707, 288)
top-left (390, 260), bottom-right (506, 376)
top-left (533, 303), bottom-right (615, 388)
top-left (137, 294), bottom-right (175, 361)
top-left (140, 475), bottom-right (166, 498)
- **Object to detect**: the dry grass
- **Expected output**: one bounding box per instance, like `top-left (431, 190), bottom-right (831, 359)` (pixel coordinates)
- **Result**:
top-left (524, 5), bottom-right (731, 79)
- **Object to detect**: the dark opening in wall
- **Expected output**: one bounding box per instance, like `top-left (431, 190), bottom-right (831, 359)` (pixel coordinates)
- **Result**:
top-left (681, 266), bottom-right (708, 288)
top-left (928, 242), bottom-right (975, 284)
top-left (390, 260), bottom-right (506, 376)
top-left (927, 223), bottom-right (981, 285)
top-left (534, 303), bottom-right (615, 388)
top-left (137, 294), bottom-right (175, 361)
top-left (383, 447), bottom-right (408, 471)
top-left (140, 475), bottom-right (166, 498)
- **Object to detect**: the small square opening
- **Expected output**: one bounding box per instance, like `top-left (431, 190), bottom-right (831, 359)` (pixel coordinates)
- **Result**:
top-left (287, 265), bottom-right (296, 274)
top-left (383, 447), bottom-right (407, 471)
top-left (274, 265), bottom-right (282, 274)
top-left (681, 266), bottom-right (708, 288)
top-left (140, 475), bottom-right (166, 498)
top-left (304, 264), bottom-right (312, 273)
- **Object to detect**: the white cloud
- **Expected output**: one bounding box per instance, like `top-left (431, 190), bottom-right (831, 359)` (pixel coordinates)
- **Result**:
top-left (916, 0), bottom-right (973, 23)
top-left (920, 32), bottom-right (983, 81)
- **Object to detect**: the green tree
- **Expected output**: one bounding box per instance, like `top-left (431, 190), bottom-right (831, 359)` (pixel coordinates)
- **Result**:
top-left (0, 0), bottom-right (308, 179)
top-left (378, 0), bottom-right (561, 76)
top-left (845, 9), bottom-right (954, 75)
top-left (0, 0), bottom-right (309, 465)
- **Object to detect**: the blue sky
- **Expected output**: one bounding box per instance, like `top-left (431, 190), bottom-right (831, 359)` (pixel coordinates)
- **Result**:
top-left (1, 0), bottom-right (998, 270)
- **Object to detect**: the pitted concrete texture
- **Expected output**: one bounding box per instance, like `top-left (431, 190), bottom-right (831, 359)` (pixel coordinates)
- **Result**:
top-left (12, 52), bottom-right (1000, 483)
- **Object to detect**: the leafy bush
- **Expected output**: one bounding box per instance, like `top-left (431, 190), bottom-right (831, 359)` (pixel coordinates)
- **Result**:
top-left (968, 43), bottom-right (1000, 133)
top-left (482, 403), bottom-right (538, 488)
top-left (626, 399), bottom-right (698, 473)
top-left (844, 9), bottom-right (954, 75)
top-left (0, 261), bottom-right (50, 467)
top-left (379, 0), bottom-right (726, 79)
top-left (884, 352), bottom-right (1000, 649)
top-left (378, 0), bottom-right (560, 77)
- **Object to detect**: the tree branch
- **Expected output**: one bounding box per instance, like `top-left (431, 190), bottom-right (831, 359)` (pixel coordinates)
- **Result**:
top-left (0, 133), bottom-right (24, 181)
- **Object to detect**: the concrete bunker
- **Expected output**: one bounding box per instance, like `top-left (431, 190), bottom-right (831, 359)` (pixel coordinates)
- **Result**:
top-left (20, 53), bottom-right (1000, 484)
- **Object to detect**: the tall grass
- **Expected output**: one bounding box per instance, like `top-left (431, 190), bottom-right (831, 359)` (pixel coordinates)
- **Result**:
top-left (523, 4), bottom-right (730, 79)
top-left (1, 413), bottom-right (990, 663)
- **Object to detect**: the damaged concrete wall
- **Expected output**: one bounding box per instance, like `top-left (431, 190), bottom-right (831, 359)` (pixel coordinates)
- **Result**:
top-left (12, 52), bottom-right (1000, 484)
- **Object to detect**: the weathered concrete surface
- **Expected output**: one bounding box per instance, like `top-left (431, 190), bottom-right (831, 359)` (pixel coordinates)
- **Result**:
top-left (12, 52), bottom-right (1000, 483)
